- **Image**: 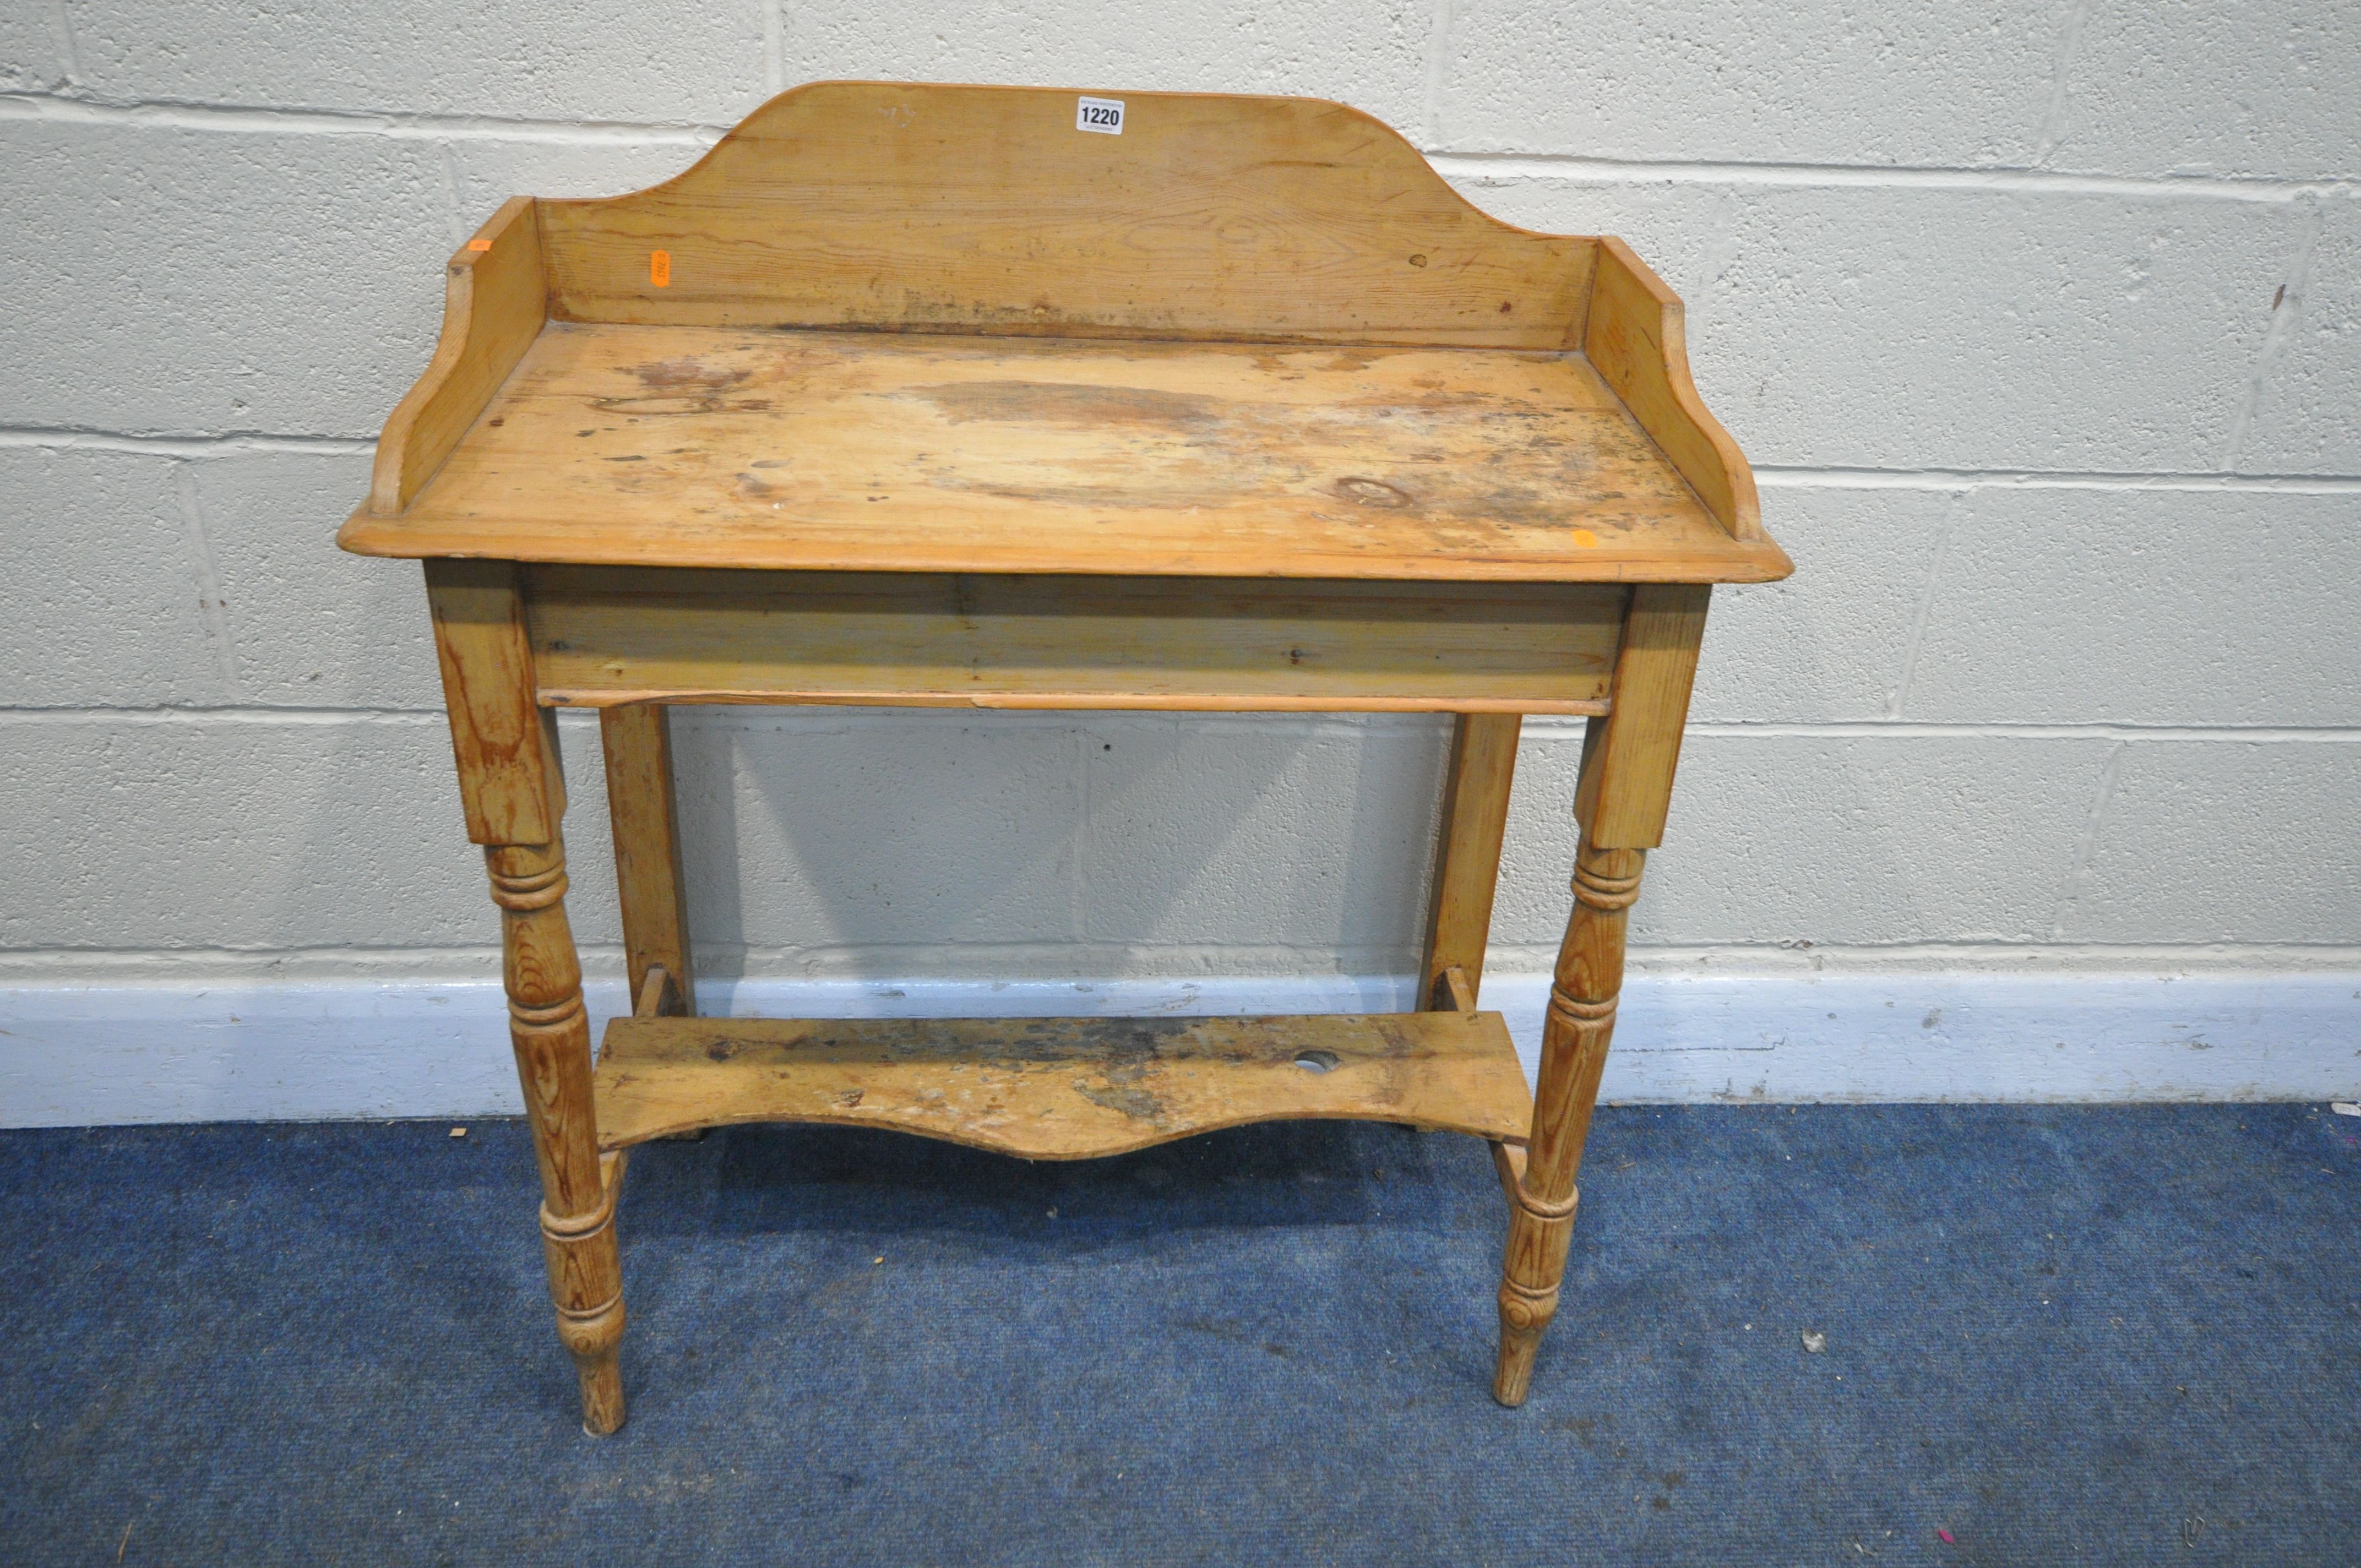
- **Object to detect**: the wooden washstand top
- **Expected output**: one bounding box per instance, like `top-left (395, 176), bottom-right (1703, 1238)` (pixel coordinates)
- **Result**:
top-left (339, 80), bottom-right (1789, 587)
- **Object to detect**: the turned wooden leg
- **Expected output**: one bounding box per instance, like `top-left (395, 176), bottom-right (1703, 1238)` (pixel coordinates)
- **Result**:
top-left (490, 835), bottom-right (628, 1434)
top-left (1493, 583), bottom-right (1709, 1407)
top-left (600, 703), bottom-right (695, 1017)
top-left (1493, 836), bottom-right (1640, 1405)
top-left (427, 558), bottom-right (628, 1434)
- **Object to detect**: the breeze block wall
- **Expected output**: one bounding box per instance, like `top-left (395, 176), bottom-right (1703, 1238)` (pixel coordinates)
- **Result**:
top-left (3, 3), bottom-right (2357, 1118)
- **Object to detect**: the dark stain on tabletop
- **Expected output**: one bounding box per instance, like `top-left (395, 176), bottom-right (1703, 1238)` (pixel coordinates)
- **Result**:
top-left (911, 380), bottom-right (1225, 431)
top-left (598, 359), bottom-right (759, 416)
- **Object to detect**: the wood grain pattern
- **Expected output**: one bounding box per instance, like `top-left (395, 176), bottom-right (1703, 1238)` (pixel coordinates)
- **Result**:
top-left (1492, 578), bottom-right (1700, 1407)
top-left (424, 558), bottom-right (563, 847)
top-left (526, 566), bottom-right (1624, 712)
top-left (433, 559), bottom-right (629, 1433)
top-left (1576, 583), bottom-right (1712, 850)
top-left (598, 704), bottom-right (695, 1016)
top-left (370, 198), bottom-right (546, 515)
top-left (1491, 1137), bottom-right (1529, 1204)
top-left (478, 809), bottom-right (625, 1432)
top-left (341, 324), bottom-right (1787, 584)
top-left (1492, 579), bottom-right (1702, 1404)
top-left (594, 1011), bottom-right (1533, 1159)
top-left (536, 81), bottom-right (1597, 347)
top-left (1493, 835), bottom-right (1643, 1407)
top-left (1490, 578), bottom-right (1707, 1403)
top-left (633, 963), bottom-right (671, 1021)
top-left (1421, 713), bottom-right (1522, 1006)
top-left (342, 80), bottom-right (1782, 1424)
top-left (1584, 238), bottom-right (1769, 548)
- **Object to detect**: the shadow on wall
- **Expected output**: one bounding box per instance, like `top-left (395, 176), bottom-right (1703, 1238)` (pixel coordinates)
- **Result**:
top-left (665, 707), bottom-right (1454, 986)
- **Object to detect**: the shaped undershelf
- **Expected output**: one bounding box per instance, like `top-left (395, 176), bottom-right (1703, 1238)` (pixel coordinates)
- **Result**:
top-left (593, 1010), bottom-right (1533, 1160)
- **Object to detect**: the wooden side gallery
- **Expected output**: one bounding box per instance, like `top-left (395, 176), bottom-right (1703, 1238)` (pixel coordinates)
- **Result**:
top-left (339, 80), bottom-right (1789, 1433)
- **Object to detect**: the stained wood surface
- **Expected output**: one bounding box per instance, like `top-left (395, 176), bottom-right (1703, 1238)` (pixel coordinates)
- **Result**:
top-left (1421, 712), bottom-right (1522, 1003)
top-left (1584, 238), bottom-right (1762, 542)
top-left (1576, 583), bottom-right (1712, 849)
top-left (488, 834), bottom-right (629, 1433)
top-left (357, 86), bottom-right (1807, 1428)
top-left (345, 81), bottom-right (1786, 586)
top-left (633, 965), bottom-right (672, 1021)
top-left (1437, 964), bottom-right (1479, 1016)
top-left (425, 558), bottom-right (564, 846)
top-left (598, 705), bottom-right (695, 1014)
top-left (1495, 836), bottom-right (1644, 1406)
top-left (593, 1011), bottom-right (1533, 1158)
top-left (1492, 1137), bottom-right (1529, 1195)
top-left (342, 324), bottom-right (1786, 583)
top-left (527, 567), bottom-right (1623, 712)
top-left (536, 81), bottom-right (1598, 348)
top-left (372, 198), bottom-right (546, 514)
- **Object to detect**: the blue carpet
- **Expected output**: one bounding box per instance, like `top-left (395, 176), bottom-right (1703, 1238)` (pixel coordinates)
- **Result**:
top-left (2, 1105), bottom-right (2355, 1565)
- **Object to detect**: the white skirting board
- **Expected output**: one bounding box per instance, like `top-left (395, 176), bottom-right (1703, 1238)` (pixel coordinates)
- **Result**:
top-left (1, 971), bottom-right (2355, 1126)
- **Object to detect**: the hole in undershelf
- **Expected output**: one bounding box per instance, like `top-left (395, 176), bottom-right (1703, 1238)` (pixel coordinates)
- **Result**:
top-left (1293, 1050), bottom-right (1340, 1073)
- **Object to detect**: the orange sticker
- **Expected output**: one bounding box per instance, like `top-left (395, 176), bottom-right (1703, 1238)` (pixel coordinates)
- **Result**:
top-left (465, 238), bottom-right (491, 252)
top-left (650, 249), bottom-right (672, 287)
top-left (1572, 529), bottom-right (1600, 548)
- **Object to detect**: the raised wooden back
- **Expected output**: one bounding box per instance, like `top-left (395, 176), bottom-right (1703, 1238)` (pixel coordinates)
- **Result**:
top-left (537, 80), bottom-right (1597, 348)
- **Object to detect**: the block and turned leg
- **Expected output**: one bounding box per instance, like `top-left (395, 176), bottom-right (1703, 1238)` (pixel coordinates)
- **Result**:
top-left (429, 560), bottom-right (629, 1434)
top-left (1494, 585), bottom-right (1709, 1406)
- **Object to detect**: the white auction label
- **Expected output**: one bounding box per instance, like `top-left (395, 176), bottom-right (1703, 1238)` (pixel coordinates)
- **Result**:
top-left (1075, 95), bottom-right (1125, 134)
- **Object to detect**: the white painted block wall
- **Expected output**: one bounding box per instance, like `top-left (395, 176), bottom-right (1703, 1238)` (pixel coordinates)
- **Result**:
top-left (3, 3), bottom-right (2357, 1119)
